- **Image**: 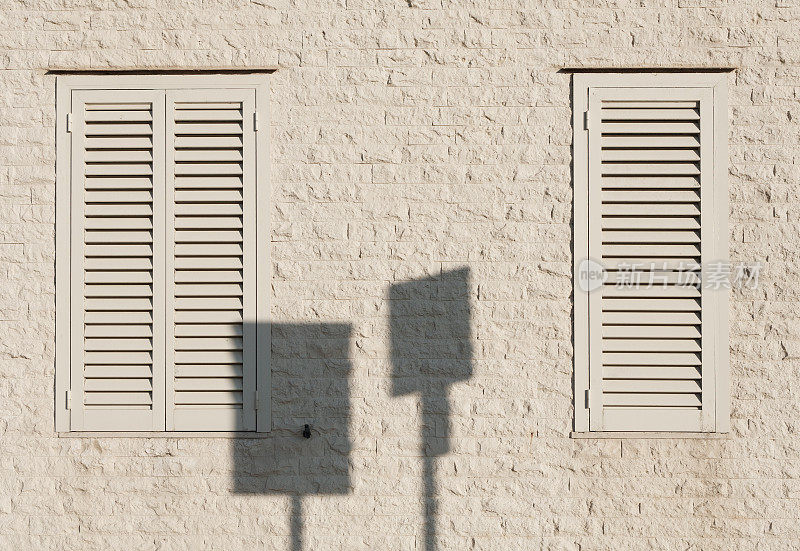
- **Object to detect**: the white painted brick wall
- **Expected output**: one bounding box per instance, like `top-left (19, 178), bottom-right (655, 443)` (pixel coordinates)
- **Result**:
top-left (0, 0), bottom-right (795, 549)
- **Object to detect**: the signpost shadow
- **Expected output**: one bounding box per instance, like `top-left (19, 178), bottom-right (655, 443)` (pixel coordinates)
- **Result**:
top-left (390, 267), bottom-right (473, 551)
top-left (232, 322), bottom-right (353, 551)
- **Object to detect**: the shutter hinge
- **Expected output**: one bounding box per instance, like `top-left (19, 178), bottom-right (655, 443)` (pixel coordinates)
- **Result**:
top-left (253, 112), bottom-right (259, 131)
top-left (583, 110), bottom-right (590, 131)
top-left (66, 390), bottom-right (72, 409)
top-left (254, 391), bottom-right (259, 410)
top-left (66, 113), bottom-right (73, 133)
top-left (585, 389), bottom-right (601, 410)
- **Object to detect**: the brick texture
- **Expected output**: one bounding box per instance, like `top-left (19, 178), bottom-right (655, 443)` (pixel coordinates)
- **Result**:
top-left (0, 0), bottom-right (796, 549)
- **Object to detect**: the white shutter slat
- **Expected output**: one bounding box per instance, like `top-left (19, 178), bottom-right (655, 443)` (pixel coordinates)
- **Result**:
top-left (602, 325), bottom-right (701, 339)
top-left (84, 393), bottom-right (153, 406)
top-left (605, 272), bottom-right (701, 286)
top-left (174, 190), bottom-right (243, 202)
top-left (84, 365), bottom-right (153, 378)
top-left (175, 378), bottom-right (244, 391)
top-left (84, 311), bottom-right (153, 324)
top-left (602, 311), bottom-right (701, 325)
top-left (86, 137), bottom-right (153, 149)
top-left (70, 90), bottom-right (166, 431)
top-left (601, 149), bottom-right (700, 162)
top-left (174, 216), bottom-right (243, 229)
top-left (85, 204), bottom-right (153, 216)
top-left (174, 123), bottom-right (244, 135)
top-left (175, 136), bottom-right (243, 148)
top-left (84, 284), bottom-right (152, 297)
top-left (601, 203), bottom-right (700, 216)
top-left (602, 298), bottom-right (701, 311)
top-left (84, 110), bottom-right (153, 122)
top-left (604, 393), bottom-right (702, 407)
top-left (601, 163), bottom-right (700, 176)
top-left (176, 392), bottom-right (244, 405)
top-left (602, 339), bottom-right (701, 352)
top-left (175, 324), bottom-right (243, 337)
top-left (174, 270), bottom-right (242, 283)
top-left (175, 230), bottom-right (243, 243)
top-left (602, 287), bottom-right (701, 298)
top-left (602, 190), bottom-right (700, 203)
top-left (166, 89), bottom-right (257, 431)
top-left (600, 108), bottom-right (699, 120)
top-left (174, 109), bottom-right (243, 121)
top-left (174, 244), bottom-right (244, 256)
top-left (84, 338), bottom-right (152, 351)
top-left (85, 231), bottom-right (153, 244)
top-left (175, 364), bottom-right (243, 377)
top-left (84, 351), bottom-right (153, 365)
top-left (85, 244), bottom-right (153, 257)
top-left (85, 217), bottom-right (153, 230)
top-left (84, 177), bottom-right (155, 190)
top-left (84, 258), bottom-right (153, 271)
top-left (175, 149), bottom-right (243, 162)
top-left (174, 297), bottom-right (243, 310)
top-left (85, 379), bottom-right (153, 391)
top-left (602, 136), bottom-right (700, 148)
top-left (602, 217), bottom-right (700, 230)
top-left (85, 150), bottom-right (154, 162)
top-left (85, 298), bottom-right (153, 311)
top-left (588, 87), bottom-right (716, 432)
top-left (602, 244), bottom-right (701, 257)
top-left (602, 230), bottom-right (699, 243)
top-left (174, 163), bottom-right (243, 176)
top-left (603, 379), bottom-right (702, 393)
top-left (85, 191), bottom-right (154, 203)
top-left (174, 203), bottom-right (243, 216)
top-left (174, 256), bottom-right (244, 269)
top-left (603, 366), bottom-right (701, 379)
top-left (600, 121), bottom-right (699, 134)
top-left (175, 337), bottom-right (242, 350)
top-left (84, 123), bottom-right (153, 135)
top-left (175, 283), bottom-right (243, 296)
top-left (174, 310), bottom-right (243, 323)
top-left (602, 352), bottom-right (701, 366)
top-left (602, 258), bottom-right (701, 270)
top-left (85, 325), bottom-right (153, 337)
top-left (173, 176), bottom-right (244, 189)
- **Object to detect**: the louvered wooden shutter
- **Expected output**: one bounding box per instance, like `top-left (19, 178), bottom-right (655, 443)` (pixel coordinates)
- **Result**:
top-left (579, 79), bottom-right (728, 432)
top-left (69, 90), bottom-right (166, 430)
top-left (165, 90), bottom-right (257, 431)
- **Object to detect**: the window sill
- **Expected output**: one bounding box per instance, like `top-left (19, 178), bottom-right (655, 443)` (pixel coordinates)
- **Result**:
top-left (57, 431), bottom-right (269, 438)
top-left (570, 431), bottom-right (730, 439)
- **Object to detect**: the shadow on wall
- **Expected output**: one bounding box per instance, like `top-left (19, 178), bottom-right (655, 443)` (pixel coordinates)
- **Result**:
top-left (390, 267), bottom-right (473, 551)
top-left (231, 267), bottom-right (472, 551)
top-left (232, 322), bottom-right (353, 551)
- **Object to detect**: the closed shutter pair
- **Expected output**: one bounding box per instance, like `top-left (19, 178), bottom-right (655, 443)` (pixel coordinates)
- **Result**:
top-left (573, 74), bottom-right (729, 433)
top-left (57, 78), bottom-right (269, 432)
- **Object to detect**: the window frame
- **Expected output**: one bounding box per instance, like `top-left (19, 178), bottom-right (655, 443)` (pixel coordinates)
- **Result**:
top-left (571, 72), bottom-right (729, 434)
top-left (55, 74), bottom-right (271, 433)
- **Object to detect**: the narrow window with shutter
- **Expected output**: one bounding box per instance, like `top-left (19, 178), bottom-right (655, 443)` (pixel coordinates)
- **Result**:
top-left (572, 73), bottom-right (729, 434)
top-left (55, 75), bottom-right (270, 433)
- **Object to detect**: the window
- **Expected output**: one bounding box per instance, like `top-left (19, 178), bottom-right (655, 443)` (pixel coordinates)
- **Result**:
top-left (572, 73), bottom-right (729, 433)
top-left (55, 75), bottom-right (270, 432)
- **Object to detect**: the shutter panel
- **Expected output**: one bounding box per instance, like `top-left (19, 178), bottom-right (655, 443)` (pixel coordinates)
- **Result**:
top-left (587, 87), bottom-right (717, 432)
top-left (70, 90), bottom-right (166, 431)
top-left (165, 90), bottom-right (257, 431)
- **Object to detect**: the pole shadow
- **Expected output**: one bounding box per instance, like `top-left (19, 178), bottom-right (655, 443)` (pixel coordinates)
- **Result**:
top-left (389, 267), bottom-right (473, 551)
top-left (233, 322), bottom-right (353, 551)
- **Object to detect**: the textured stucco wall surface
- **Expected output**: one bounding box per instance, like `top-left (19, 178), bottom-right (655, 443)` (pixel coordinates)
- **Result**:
top-left (0, 0), bottom-right (796, 549)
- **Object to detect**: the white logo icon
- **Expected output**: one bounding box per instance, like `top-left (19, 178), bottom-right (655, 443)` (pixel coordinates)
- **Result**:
top-left (578, 258), bottom-right (607, 293)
